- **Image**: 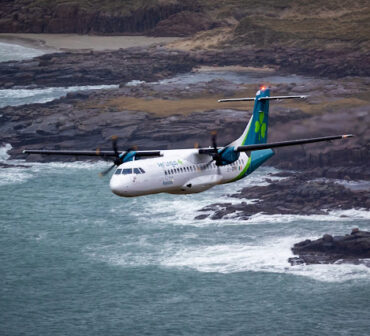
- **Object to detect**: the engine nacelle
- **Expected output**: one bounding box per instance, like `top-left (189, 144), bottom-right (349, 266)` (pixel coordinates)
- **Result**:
top-left (217, 146), bottom-right (240, 166)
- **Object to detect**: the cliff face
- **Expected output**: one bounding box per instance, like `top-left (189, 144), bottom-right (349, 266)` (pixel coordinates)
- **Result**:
top-left (0, 0), bottom-right (213, 35)
top-left (0, 0), bottom-right (368, 50)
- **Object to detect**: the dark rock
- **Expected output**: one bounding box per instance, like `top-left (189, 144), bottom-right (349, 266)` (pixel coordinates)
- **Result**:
top-left (194, 214), bottom-right (209, 220)
top-left (0, 47), bottom-right (197, 89)
top-left (0, 2), bottom-right (195, 35)
top-left (289, 230), bottom-right (370, 266)
top-left (322, 234), bottom-right (333, 242)
top-left (196, 173), bottom-right (369, 220)
top-left (149, 11), bottom-right (220, 37)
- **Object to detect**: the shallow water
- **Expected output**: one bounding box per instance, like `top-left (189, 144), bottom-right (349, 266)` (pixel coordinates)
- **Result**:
top-left (0, 85), bottom-right (119, 108)
top-left (157, 70), bottom-right (312, 86)
top-left (0, 41), bottom-right (46, 62)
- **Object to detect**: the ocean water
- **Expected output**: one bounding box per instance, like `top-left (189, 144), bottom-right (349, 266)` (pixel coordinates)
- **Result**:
top-left (1, 146), bottom-right (369, 336)
top-left (156, 70), bottom-right (313, 86)
top-left (0, 41), bottom-right (46, 62)
top-left (1, 43), bottom-right (370, 336)
top-left (0, 85), bottom-right (119, 108)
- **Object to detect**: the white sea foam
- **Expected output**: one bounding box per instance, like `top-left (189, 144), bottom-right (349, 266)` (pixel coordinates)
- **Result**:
top-left (244, 209), bottom-right (370, 224)
top-left (162, 236), bottom-right (370, 282)
top-left (0, 143), bottom-right (12, 161)
top-left (0, 166), bottom-right (34, 186)
top-left (88, 234), bottom-right (370, 283)
top-left (0, 84), bottom-right (119, 108)
top-left (126, 80), bottom-right (146, 87)
top-left (0, 41), bottom-right (45, 62)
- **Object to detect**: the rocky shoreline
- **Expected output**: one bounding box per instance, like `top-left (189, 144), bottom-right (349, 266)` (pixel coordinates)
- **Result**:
top-left (0, 47), bottom-right (196, 89)
top-left (289, 229), bottom-right (370, 267)
top-left (0, 45), bottom-right (369, 91)
top-left (196, 172), bottom-right (370, 221)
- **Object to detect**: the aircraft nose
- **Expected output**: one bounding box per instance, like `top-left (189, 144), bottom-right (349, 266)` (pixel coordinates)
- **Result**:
top-left (109, 176), bottom-right (125, 196)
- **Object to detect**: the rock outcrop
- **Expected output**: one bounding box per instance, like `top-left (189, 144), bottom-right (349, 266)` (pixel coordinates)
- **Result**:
top-left (193, 47), bottom-right (370, 78)
top-left (196, 173), bottom-right (370, 220)
top-left (289, 229), bottom-right (370, 266)
top-left (0, 47), bottom-right (196, 89)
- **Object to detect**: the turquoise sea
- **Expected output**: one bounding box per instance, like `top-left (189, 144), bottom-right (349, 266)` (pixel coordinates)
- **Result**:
top-left (1, 42), bottom-right (369, 336)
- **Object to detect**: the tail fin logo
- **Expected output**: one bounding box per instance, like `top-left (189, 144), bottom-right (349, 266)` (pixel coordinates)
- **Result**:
top-left (255, 111), bottom-right (266, 140)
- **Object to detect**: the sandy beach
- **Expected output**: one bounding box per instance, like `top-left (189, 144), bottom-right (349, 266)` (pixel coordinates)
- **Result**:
top-left (0, 33), bottom-right (180, 52)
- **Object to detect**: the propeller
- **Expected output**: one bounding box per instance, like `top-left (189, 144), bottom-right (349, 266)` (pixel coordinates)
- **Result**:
top-left (99, 136), bottom-right (136, 176)
top-left (207, 131), bottom-right (229, 167)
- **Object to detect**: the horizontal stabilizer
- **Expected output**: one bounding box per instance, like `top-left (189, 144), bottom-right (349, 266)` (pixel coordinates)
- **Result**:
top-left (218, 97), bottom-right (255, 102)
top-left (23, 149), bottom-right (162, 157)
top-left (258, 95), bottom-right (307, 101)
top-left (218, 95), bottom-right (307, 103)
top-left (236, 134), bottom-right (353, 152)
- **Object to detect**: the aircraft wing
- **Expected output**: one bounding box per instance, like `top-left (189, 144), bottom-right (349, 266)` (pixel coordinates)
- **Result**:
top-left (235, 134), bottom-right (353, 152)
top-left (23, 149), bottom-right (162, 158)
top-left (198, 134), bottom-right (353, 155)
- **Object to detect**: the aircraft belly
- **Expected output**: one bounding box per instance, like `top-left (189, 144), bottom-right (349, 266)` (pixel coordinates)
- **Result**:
top-left (178, 174), bottom-right (222, 193)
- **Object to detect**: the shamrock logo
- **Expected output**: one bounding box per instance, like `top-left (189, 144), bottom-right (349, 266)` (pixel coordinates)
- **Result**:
top-left (254, 111), bottom-right (266, 140)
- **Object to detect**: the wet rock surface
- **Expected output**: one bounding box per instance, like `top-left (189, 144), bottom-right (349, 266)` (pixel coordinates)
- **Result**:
top-left (0, 46), bottom-right (368, 91)
top-left (196, 172), bottom-right (370, 220)
top-left (195, 47), bottom-right (370, 78)
top-left (288, 229), bottom-right (370, 267)
top-left (0, 47), bottom-right (196, 89)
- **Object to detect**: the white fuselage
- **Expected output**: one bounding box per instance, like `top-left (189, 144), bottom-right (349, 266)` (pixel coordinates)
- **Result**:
top-left (109, 149), bottom-right (249, 197)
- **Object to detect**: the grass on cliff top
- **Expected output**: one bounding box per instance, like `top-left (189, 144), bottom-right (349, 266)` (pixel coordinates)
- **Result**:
top-left (233, 10), bottom-right (370, 48)
top-left (83, 92), bottom-right (369, 117)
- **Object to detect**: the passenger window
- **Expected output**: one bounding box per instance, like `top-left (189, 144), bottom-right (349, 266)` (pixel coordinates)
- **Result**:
top-left (122, 168), bottom-right (132, 175)
top-left (115, 169), bottom-right (122, 175)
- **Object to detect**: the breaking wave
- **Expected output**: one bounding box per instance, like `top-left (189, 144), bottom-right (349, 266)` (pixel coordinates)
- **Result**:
top-left (0, 84), bottom-right (119, 108)
top-left (0, 41), bottom-right (45, 62)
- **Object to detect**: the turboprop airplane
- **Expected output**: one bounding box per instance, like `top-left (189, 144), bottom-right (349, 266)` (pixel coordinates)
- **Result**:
top-left (24, 87), bottom-right (353, 197)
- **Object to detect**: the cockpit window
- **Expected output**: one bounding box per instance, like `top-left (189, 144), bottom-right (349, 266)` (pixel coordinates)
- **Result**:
top-left (115, 169), bottom-right (122, 175)
top-left (139, 168), bottom-right (145, 173)
top-left (122, 168), bottom-right (132, 175)
top-left (134, 168), bottom-right (141, 174)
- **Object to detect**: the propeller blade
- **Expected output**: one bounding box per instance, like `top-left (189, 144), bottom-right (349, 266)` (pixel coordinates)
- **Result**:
top-left (111, 135), bottom-right (119, 157)
top-left (211, 131), bottom-right (218, 152)
top-left (99, 163), bottom-right (116, 177)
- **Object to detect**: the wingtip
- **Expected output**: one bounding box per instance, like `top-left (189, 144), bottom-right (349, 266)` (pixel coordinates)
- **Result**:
top-left (342, 134), bottom-right (354, 138)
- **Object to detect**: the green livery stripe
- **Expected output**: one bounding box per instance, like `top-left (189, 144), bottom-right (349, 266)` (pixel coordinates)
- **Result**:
top-left (230, 156), bottom-right (252, 182)
top-left (241, 121), bottom-right (251, 146)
